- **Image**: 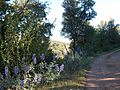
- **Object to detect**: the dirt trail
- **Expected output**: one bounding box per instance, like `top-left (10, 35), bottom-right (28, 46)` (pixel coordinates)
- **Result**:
top-left (84, 51), bottom-right (120, 90)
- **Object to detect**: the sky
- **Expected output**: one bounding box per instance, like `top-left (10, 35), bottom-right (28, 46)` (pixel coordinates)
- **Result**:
top-left (43, 0), bottom-right (65, 42)
top-left (43, 0), bottom-right (120, 43)
top-left (91, 0), bottom-right (120, 25)
top-left (15, 0), bottom-right (120, 43)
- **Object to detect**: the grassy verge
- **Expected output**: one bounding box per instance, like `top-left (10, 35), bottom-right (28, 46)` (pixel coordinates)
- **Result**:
top-left (94, 47), bottom-right (120, 57)
top-left (35, 70), bottom-right (86, 90)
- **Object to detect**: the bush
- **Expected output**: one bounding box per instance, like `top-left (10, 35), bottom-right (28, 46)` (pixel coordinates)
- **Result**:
top-left (63, 54), bottom-right (80, 73)
top-left (63, 53), bottom-right (92, 73)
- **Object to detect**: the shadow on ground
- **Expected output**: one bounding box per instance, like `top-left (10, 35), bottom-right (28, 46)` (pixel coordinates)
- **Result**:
top-left (49, 85), bottom-right (84, 90)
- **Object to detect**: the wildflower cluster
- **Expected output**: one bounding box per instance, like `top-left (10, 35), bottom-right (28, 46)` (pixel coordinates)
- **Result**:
top-left (55, 64), bottom-right (64, 72)
top-left (31, 53), bottom-right (64, 83)
top-left (2, 53), bottom-right (64, 89)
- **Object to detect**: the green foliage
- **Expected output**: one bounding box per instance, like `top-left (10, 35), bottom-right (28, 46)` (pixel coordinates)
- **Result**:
top-left (63, 55), bottom-right (81, 73)
top-left (80, 24), bottom-right (96, 56)
top-left (0, 0), bottom-right (52, 65)
top-left (93, 19), bottom-right (120, 53)
top-left (0, 78), bottom-right (19, 89)
top-left (0, 0), bottom-right (62, 89)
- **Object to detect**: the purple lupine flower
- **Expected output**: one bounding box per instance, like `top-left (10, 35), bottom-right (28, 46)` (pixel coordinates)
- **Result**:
top-left (20, 80), bottom-right (24, 88)
top-left (60, 64), bottom-right (64, 72)
top-left (4, 66), bottom-right (8, 78)
top-left (32, 54), bottom-right (37, 64)
top-left (53, 54), bottom-right (57, 61)
top-left (54, 64), bottom-right (59, 72)
top-left (24, 64), bottom-right (30, 73)
top-left (40, 53), bottom-right (45, 60)
top-left (14, 66), bottom-right (19, 76)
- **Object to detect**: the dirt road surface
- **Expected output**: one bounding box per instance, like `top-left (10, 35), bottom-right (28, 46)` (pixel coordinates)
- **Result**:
top-left (84, 51), bottom-right (120, 90)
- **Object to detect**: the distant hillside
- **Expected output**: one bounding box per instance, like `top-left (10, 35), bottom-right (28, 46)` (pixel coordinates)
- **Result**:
top-left (49, 40), bottom-right (70, 58)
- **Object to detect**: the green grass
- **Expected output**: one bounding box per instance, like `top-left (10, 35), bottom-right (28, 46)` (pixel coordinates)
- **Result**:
top-left (35, 69), bottom-right (86, 90)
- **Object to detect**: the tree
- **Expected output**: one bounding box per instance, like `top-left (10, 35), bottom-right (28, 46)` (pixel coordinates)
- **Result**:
top-left (84, 24), bottom-right (96, 55)
top-left (61, 0), bottom-right (96, 57)
top-left (94, 19), bottom-right (120, 52)
top-left (0, 0), bottom-right (54, 87)
top-left (0, 0), bottom-right (11, 75)
top-left (106, 19), bottom-right (120, 47)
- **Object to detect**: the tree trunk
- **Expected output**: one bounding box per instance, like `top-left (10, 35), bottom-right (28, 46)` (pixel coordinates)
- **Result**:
top-left (64, 44), bottom-right (69, 54)
top-left (73, 38), bottom-right (76, 60)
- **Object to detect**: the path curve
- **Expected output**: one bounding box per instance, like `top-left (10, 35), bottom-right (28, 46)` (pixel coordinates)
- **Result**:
top-left (84, 51), bottom-right (120, 90)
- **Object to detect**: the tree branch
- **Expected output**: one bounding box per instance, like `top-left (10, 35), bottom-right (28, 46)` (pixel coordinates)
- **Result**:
top-left (18, 0), bottom-right (30, 15)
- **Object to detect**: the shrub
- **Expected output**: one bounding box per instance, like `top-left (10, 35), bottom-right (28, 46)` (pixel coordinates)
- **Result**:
top-left (63, 53), bottom-right (92, 73)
